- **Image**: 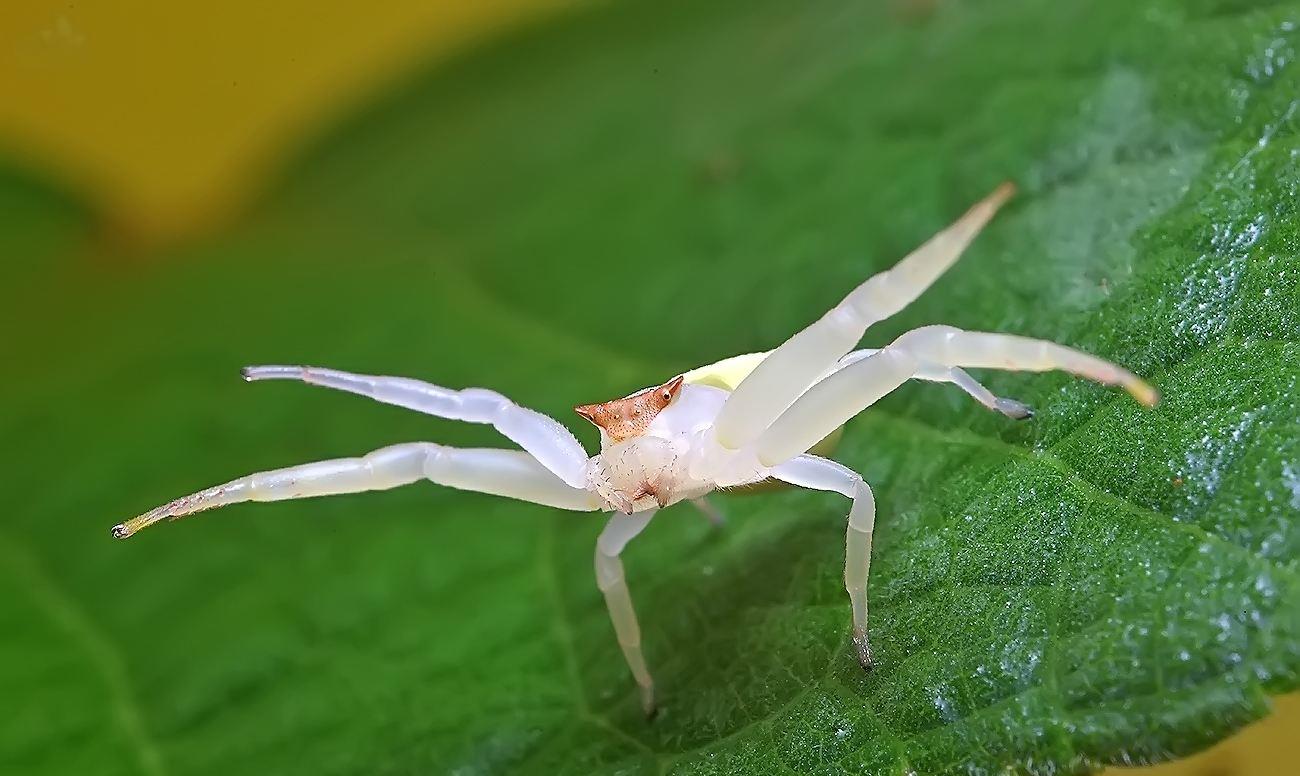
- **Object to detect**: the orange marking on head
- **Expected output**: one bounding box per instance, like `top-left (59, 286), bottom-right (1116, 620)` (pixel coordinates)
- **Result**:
top-left (575, 375), bottom-right (684, 443)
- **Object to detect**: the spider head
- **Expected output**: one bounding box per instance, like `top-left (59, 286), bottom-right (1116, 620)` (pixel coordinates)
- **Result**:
top-left (575, 374), bottom-right (684, 443)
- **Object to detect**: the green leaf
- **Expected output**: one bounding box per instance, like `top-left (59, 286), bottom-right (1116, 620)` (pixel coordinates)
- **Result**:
top-left (0, 159), bottom-right (94, 286)
top-left (3, 0), bottom-right (1299, 774)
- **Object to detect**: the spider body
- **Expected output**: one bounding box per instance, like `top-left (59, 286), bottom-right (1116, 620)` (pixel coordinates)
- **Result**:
top-left (112, 183), bottom-right (1157, 717)
top-left (582, 378), bottom-right (747, 513)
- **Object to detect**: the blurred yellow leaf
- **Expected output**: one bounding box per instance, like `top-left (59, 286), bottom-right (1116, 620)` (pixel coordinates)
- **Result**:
top-left (0, 0), bottom-right (578, 244)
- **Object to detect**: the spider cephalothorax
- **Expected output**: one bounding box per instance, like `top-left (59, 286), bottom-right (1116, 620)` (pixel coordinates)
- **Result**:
top-left (112, 182), bottom-right (1158, 717)
top-left (574, 374), bottom-right (684, 443)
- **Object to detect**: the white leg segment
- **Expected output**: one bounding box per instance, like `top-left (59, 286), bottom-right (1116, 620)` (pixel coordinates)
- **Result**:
top-left (945, 367), bottom-right (1034, 419)
top-left (594, 510), bottom-right (658, 716)
top-left (771, 454), bottom-right (877, 668)
top-left (892, 325), bottom-right (1158, 405)
top-left (757, 325), bottom-right (1157, 466)
top-left (713, 183), bottom-right (1016, 449)
top-left (760, 347), bottom-right (920, 467)
top-left (242, 366), bottom-right (590, 488)
top-left (690, 496), bottom-right (726, 527)
top-left (112, 444), bottom-right (599, 539)
top-left (839, 349), bottom-right (1032, 419)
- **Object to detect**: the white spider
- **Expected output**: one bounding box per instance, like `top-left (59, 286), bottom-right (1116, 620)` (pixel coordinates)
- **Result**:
top-left (112, 183), bottom-right (1157, 717)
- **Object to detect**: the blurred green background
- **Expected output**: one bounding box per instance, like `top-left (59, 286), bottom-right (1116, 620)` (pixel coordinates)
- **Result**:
top-left (2, 1), bottom-right (1298, 774)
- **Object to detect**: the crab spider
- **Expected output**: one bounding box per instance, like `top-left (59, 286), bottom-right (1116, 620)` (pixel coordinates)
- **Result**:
top-left (112, 182), bottom-right (1158, 717)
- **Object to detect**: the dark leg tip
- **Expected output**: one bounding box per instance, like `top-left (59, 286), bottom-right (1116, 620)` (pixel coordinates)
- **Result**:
top-left (857, 645), bottom-right (874, 672)
top-left (110, 524), bottom-right (130, 540)
top-left (640, 687), bottom-right (658, 720)
top-left (852, 626), bottom-right (873, 670)
top-left (994, 398), bottom-right (1034, 420)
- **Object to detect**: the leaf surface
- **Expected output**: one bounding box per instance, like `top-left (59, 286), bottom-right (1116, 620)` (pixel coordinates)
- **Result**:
top-left (3, 1), bottom-right (1299, 774)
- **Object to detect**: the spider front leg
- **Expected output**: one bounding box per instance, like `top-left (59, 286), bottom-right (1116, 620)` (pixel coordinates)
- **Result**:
top-left (840, 349), bottom-right (1033, 420)
top-left (714, 182), bottom-right (1016, 449)
top-left (112, 444), bottom-right (599, 538)
top-left (594, 510), bottom-right (658, 717)
top-left (772, 455), bottom-right (877, 668)
top-left (757, 325), bottom-right (1157, 466)
top-left (943, 366), bottom-right (1035, 420)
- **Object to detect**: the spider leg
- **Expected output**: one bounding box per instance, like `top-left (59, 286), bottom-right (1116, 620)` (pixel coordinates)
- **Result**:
top-left (713, 182), bottom-right (1016, 449)
top-left (690, 496), bottom-right (726, 527)
top-left (771, 454), bottom-right (876, 668)
top-left (756, 325), bottom-right (1157, 466)
top-left (839, 349), bottom-right (1032, 419)
top-left (595, 510), bottom-right (658, 717)
top-left (242, 366), bottom-right (589, 488)
top-left (111, 444), bottom-right (599, 539)
top-left (944, 367), bottom-right (1034, 420)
